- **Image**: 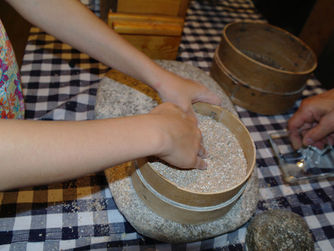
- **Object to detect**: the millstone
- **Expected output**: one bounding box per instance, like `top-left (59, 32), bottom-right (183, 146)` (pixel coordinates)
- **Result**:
top-left (95, 60), bottom-right (259, 243)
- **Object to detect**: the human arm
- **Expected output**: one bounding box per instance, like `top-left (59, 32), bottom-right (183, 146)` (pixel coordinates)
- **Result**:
top-left (6, 0), bottom-right (221, 112)
top-left (0, 103), bottom-right (205, 191)
top-left (288, 89), bottom-right (334, 149)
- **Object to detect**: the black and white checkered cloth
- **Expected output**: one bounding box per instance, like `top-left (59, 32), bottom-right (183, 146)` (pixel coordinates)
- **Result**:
top-left (1, 0), bottom-right (333, 250)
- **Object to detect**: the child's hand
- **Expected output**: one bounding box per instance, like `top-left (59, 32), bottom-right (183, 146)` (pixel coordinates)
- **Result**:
top-left (149, 102), bottom-right (207, 170)
top-left (154, 71), bottom-right (221, 115)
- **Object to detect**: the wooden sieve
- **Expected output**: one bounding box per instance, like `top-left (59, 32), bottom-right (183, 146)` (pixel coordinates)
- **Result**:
top-left (131, 102), bottom-right (255, 224)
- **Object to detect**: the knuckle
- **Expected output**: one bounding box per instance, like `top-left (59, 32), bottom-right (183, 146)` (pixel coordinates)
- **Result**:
top-left (299, 99), bottom-right (314, 112)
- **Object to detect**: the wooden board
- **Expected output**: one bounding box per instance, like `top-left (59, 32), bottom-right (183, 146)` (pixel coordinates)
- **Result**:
top-left (122, 34), bottom-right (181, 59)
top-left (108, 12), bottom-right (184, 59)
top-left (109, 13), bottom-right (183, 36)
top-left (117, 0), bottom-right (190, 17)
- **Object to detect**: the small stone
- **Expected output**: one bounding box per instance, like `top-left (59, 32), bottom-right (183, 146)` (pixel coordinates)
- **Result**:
top-left (246, 210), bottom-right (314, 251)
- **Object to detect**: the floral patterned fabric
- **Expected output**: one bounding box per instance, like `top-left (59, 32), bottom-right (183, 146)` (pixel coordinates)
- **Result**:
top-left (0, 19), bottom-right (24, 119)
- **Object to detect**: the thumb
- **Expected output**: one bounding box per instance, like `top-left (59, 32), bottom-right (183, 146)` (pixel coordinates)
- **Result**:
top-left (194, 90), bottom-right (222, 106)
top-left (303, 111), bottom-right (334, 145)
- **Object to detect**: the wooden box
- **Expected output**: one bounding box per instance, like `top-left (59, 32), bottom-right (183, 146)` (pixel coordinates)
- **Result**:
top-left (108, 12), bottom-right (184, 59)
top-left (116, 0), bottom-right (189, 17)
top-left (105, 0), bottom-right (190, 59)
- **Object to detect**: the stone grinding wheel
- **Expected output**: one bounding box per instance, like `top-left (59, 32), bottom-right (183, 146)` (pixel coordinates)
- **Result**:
top-left (95, 60), bottom-right (259, 243)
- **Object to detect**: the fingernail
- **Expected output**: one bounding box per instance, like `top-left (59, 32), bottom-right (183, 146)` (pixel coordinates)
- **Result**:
top-left (198, 162), bottom-right (207, 170)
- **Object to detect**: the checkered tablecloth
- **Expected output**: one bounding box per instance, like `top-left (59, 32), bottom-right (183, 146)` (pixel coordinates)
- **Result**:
top-left (1, 0), bottom-right (333, 250)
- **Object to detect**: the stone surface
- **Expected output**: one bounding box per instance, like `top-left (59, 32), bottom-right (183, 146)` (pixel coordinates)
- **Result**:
top-left (246, 210), bottom-right (314, 251)
top-left (105, 162), bottom-right (258, 243)
top-left (95, 60), bottom-right (259, 242)
top-left (95, 60), bottom-right (237, 119)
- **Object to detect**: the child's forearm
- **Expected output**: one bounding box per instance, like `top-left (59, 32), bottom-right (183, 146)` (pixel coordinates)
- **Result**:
top-left (0, 115), bottom-right (161, 190)
top-left (7, 0), bottom-right (221, 111)
top-left (0, 103), bottom-right (206, 191)
top-left (6, 0), bottom-right (164, 89)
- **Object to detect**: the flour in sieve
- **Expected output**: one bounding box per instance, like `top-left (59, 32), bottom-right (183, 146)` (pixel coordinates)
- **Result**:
top-left (151, 113), bottom-right (247, 193)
